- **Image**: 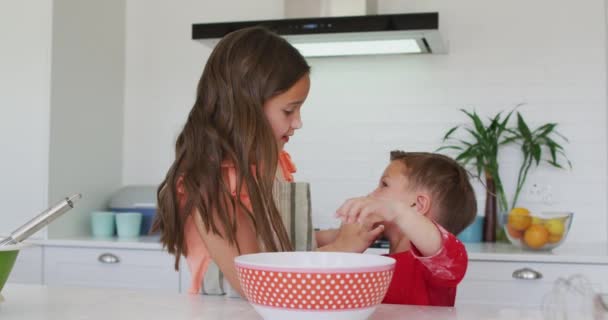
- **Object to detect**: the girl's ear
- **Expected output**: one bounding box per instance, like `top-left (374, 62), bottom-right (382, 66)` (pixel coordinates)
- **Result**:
top-left (415, 193), bottom-right (432, 216)
top-left (176, 176), bottom-right (185, 195)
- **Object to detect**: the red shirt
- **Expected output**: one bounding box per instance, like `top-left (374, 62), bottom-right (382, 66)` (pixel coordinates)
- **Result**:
top-left (381, 225), bottom-right (468, 306)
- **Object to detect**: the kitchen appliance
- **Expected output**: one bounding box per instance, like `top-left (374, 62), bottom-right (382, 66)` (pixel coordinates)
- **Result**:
top-left (193, 6), bottom-right (446, 58)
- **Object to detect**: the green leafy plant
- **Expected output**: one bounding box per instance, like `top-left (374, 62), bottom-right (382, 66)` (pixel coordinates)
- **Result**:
top-left (505, 113), bottom-right (571, 209)
top-left (438, 107), bottom-right (571, 242)
top-left (438, 109), bottom-right (513, 211)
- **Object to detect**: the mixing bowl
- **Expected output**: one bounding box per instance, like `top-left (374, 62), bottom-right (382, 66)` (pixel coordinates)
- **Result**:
top-left (0, 242), bottom-right (29, 296)
top-left (235, 252), bottom-right (395, 320)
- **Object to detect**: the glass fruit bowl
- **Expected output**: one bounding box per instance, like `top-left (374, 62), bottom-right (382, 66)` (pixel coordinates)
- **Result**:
top-left (504, 209), bottom-right (573, 251)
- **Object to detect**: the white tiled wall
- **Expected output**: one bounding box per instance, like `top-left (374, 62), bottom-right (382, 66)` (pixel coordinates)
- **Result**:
top-left (123, 0), bottom-right (608, 243)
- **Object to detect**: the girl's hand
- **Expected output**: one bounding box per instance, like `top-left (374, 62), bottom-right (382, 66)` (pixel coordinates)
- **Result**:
top-left (329, 218), bottom-right (385, 253)
top-left (336, 196), bottom-right (408, 225)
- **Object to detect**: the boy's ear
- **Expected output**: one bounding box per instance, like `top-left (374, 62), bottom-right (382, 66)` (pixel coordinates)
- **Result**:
top-left (415, 193), bottom-right (432, 216)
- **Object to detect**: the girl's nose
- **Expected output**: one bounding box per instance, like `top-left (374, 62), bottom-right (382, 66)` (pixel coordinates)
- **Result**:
top-left (292, 112), bottom-right (303, 129)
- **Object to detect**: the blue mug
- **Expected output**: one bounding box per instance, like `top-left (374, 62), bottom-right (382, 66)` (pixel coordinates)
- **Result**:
top-left (458, 216), bottom-right (484, 243)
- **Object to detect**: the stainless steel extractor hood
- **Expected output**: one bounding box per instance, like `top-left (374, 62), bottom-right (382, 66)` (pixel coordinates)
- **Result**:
top-left (192, 12), bottom-right (446, 57)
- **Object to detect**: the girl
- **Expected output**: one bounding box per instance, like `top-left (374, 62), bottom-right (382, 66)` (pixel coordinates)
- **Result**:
top-left (153, 26), bottom-right (383, 296)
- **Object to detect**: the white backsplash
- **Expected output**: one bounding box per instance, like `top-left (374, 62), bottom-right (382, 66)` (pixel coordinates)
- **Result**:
top-left (122, 0), bottom-right (608, 243)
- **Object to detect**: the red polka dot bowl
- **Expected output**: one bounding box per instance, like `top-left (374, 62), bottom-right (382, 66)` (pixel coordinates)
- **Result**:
top-left (235, 252), bottom-right (395, 320)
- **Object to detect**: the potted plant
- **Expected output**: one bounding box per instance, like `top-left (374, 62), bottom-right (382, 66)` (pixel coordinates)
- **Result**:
top-left (505, 113), bottom-right (571, 209)
top-left (439, 107), bottom-right (570, 242)
top-left (438, 109), bottom-right (513, 242)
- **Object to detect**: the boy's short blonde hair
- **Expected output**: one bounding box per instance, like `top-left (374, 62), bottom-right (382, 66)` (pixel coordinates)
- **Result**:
top-left (390, 151), bottom-right (477, 235)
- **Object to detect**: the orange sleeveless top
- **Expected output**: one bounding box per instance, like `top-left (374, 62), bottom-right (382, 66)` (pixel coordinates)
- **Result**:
top-left (181, 151), bottom-right (296, 294)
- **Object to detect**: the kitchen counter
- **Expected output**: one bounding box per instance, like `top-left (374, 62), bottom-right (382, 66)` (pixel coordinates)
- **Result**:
top-left (0, 284), bottom-right (545, 320)
top-left (367, 241), bottom-right (608, 264)
top-left (28, 235), bottom-right (164, 250)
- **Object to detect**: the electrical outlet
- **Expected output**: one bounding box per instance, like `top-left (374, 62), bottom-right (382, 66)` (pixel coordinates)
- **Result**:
top-left (527, 183), bottom-right (554, 205)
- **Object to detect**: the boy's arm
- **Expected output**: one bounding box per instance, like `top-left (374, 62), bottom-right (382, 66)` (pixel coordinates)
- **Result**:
top-left (337, 197), bottom-right (442, 256)
top-left (336, 196), bottom-right (467, 286)
top-left (393, 204), bottom-right (443, 257)
top-left (408, 223), bottom-right (468, 286)
top-left (393, 208), bottom-right (467, 286)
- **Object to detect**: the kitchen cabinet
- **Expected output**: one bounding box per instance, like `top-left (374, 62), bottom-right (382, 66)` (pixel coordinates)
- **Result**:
top-left (459, 260), bottom-right (607, 306)
top-left (39, 237), bottom-right (181, 292)
top-left (44, 247), bottom-right (179, 291)
top-left (7, 246), bottom-right (43, 285)
top-left (458, 243), bottom-right (608, 306)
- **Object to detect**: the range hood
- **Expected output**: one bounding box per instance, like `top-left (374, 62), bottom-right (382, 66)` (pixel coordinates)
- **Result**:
top-left (192, 12), bottom-right (446, 57)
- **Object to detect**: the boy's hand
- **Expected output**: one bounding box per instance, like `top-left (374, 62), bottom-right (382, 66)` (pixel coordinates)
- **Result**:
top-left (336, 196), bottom-right (410, 225)
top-left (328, 217), bottom-right (385, 253)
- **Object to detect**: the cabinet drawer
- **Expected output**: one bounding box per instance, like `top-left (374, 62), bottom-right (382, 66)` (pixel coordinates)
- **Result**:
top-left (8, 245), bottom-right (43, 284)
top-left (44, 246), bottom-right (179, 291)
top-left (457, 261), bottom-right (608, 306)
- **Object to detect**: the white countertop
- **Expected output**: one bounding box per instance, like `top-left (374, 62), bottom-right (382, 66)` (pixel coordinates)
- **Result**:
top-left (23, 236), bottom-right (608, 264)
top-left (466, 242), bottom-right (608, 264)
top-left (28, 235), bottom-right (164, 250)
top-left (0, 284), bottom-right (546, 320)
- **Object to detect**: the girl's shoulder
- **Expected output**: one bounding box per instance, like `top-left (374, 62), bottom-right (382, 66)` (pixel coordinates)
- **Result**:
top-left (278, 150), bottom-right (296, 182)
top-left (220, 160), bottom-right (248, 199)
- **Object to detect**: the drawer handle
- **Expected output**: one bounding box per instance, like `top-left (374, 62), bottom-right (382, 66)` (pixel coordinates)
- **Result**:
top-left (512, 267), bottom-right (542, 280)
top-left (98, 253), bottom-right (120, 264)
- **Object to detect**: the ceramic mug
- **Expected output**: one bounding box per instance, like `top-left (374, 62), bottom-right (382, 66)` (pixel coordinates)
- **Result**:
top-left (458, 215), bottom-right (484, 243)
top-left (115, 212), bottom-right (142, 238)
top-left (90, 211), bottom-right (115, 237)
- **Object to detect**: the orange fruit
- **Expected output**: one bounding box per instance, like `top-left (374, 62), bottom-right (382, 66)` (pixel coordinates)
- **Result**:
top-left (508, 207), bottom-right (532, 231)
top-left (506, 225), bottom-right (523, 239)
top-left (548, 234), bottom-right (562, 243)
top-left (523, 225), bottom-right (550, 249)
top-left (510, 207), bottom-right (531, 216)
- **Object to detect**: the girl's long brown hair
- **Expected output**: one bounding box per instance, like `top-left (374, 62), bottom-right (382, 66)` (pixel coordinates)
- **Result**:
top-left (153, 27), bottom-right (310, 269)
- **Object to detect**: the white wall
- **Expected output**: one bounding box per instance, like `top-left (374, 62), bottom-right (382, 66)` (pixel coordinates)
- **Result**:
top-left (123, 0), bottom-right (608, 243)
top-left (122, 0), bottom-right (285, 184)
top-left (47, 0), bottom-right (126, 238)
top-left (0, 1), bottom-right (52, 237)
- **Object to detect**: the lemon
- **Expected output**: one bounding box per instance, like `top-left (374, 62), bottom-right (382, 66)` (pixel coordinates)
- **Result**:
top-left (544, 219), bottom-right (565, 236)
top-left (531, 217), bottom-right (543, 225)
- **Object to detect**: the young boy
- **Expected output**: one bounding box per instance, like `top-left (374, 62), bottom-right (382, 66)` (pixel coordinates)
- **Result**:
top-left (327, 151), bottom-right (477, 306)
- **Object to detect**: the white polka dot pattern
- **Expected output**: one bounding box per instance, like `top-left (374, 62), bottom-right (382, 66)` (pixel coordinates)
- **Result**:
top-left (236, 268), bottom-right (394, 310)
